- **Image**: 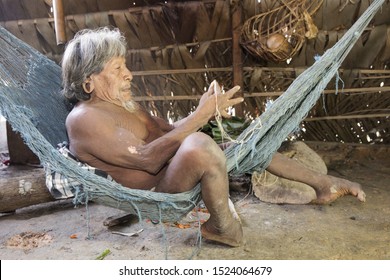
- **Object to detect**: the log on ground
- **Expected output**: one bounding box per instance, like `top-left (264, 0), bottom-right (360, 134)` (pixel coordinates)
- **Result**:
top-left (0, 165), bottom-right (55, 213)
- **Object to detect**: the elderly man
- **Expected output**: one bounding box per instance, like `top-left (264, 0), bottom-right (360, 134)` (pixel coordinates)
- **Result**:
top-left (62, 27), bottom-right (365, 247)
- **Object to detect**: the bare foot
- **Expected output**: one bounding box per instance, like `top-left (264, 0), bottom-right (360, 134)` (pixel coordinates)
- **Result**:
top-left (201, 217), bottom-right (243, 247)
top-left (311, 176), bottom-right (366, 204)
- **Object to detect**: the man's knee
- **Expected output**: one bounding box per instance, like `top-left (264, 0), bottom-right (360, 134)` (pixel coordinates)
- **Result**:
top-left (182, 132), bottom-right (226, 165)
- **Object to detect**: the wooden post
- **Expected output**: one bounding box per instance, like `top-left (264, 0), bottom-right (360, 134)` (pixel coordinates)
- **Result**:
top-left (6, 122), bottom-right (40, 165)
top-left (53, 0), bottom-right (67, 45)
top-left (231, 0), bottom-right (244, 117)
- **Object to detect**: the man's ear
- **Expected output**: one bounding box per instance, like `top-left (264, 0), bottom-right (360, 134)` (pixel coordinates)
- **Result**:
top-left (82, 77), bottom-right (94, 94)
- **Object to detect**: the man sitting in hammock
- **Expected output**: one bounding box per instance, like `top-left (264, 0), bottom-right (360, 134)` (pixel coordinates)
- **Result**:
top-left (62, 27), bottom-right (365, 247)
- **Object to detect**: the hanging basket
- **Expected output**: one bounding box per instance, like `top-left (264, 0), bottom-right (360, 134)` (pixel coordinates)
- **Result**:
top-left (240, 0), bottom-right (323, 62)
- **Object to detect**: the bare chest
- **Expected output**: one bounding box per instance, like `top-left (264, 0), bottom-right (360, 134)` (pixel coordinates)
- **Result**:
top-left (115, 110), bottom-right (162, 143)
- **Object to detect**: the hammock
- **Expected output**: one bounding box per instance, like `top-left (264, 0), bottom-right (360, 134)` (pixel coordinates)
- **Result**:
top-left (0, 0), bottom-right (384, 222)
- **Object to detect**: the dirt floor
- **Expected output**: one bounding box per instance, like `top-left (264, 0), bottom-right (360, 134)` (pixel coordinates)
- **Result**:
top-left (0, 142), bottom-right (389, 260)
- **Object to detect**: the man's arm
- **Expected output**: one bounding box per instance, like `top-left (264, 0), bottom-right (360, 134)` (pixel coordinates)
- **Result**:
top-left (173, 81), bottom-right (240, 128)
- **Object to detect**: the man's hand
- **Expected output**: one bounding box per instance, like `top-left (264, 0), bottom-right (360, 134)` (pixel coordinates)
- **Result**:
top-left (197, 80), bottom-right (243, 121)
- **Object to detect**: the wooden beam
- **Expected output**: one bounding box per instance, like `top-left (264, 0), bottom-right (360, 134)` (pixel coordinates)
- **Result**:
top-left (131, 66), bottom-right (390, 77)
top-left (132, 86), bottom-right (390, 101)
top-left (231, 0), bottom-right (244, 117)
top-left (127, 38), bottom-right (232, 53)
top-left (244, 87), bottom-right (390, 98)
top-left (246, 86), bottom-right (390, 97)
top-left (131, 67), bottom-right (233, 76)
top-left (133, 95), bottom-right (201, 101)
top-left (52, 0), bottom-right (67, 45)
top-left (303, 113), bottom-right (390, 121)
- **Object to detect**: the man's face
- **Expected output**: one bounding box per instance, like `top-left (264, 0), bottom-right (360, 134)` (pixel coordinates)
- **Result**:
top-left (90, 56), bottom-right (133, 106)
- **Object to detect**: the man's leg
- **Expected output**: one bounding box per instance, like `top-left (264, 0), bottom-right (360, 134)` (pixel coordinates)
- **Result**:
top-left (155, 132), bottom-right (243, 247)
top-left (266, 153), bottom-right (366, 204)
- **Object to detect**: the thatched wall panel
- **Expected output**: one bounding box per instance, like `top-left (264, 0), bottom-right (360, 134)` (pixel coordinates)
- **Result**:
top-left (193, 2), bottom-right (214, 41)
top-left (212, 0), bottom-right (231, 39)
top-left (84, 12), bottom-right (110, 29)
top-left (300, 118), bottom-right (390, 144)
top-left (344, 25), bottom-right (388, 68)
top-left (66, 14), bottom-right (86, 34)
top-left (34, 19), bottom-right (62, 55)
top-left (61, 0), bottom-right (137, 20)
top-left (132, 74), bottom-right (205, 119)
top-left (192, 0), bottom-right (231, 41)
top-left (0, 0), bottom-right (48, 21)
top-left (139, 9), bottom-right (164, 47)
top-left (3, 20), bottom-right (42, 51)
top-left (0, 0), bottom-right (138, 21)
top-left (1, 1), bottom-right (388, 69)
top-left (162, 3), bottom-right (197, 43)
top-left (121, 12), bottom-right (143, 49)
top-left (0, 0), bottom-right (389, 144)
top-left (382, 26), bottom-right (390, 63)
top-left (127, 40), bottom-right (232, 72)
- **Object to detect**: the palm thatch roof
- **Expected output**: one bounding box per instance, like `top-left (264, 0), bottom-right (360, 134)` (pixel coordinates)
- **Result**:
top-left (0, 0), bottom-right (389, 144)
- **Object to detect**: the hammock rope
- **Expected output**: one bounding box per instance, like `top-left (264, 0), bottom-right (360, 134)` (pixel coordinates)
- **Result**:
top-left (0, 0), bottom-right (384, 222)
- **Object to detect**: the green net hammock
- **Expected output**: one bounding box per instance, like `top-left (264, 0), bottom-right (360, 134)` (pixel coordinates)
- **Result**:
top-left (0, 0), bottom-right (384, 222)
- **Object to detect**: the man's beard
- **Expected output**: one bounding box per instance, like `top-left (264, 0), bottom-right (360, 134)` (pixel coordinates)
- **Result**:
top-left (121, 100), bottom-right (139, 113)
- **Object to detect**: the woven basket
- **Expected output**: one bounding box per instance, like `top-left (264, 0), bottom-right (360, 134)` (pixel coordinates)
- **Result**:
top-left (241, 0), bottom-right (323, 62)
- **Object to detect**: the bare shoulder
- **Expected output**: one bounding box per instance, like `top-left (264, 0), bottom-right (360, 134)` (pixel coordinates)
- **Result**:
top-left (66, 102), bottom-right (114, 133)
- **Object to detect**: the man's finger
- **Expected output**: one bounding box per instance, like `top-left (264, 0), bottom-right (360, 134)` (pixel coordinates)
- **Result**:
top-left (229, 97), bottom-right (244, 106)
top-left (208, 80), bottom-right (217, 92)
top-left (214, 81), bottom-right (222, 95)
top-left (225, 85), bottom-right (241, 97)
